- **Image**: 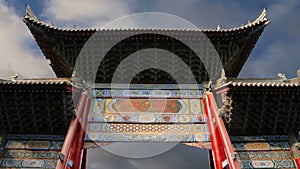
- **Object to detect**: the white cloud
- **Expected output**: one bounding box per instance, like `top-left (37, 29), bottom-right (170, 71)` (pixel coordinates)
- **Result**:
top-left (0, 0), bottom-right (55, 79)
top-left (240, 0), bottom-right (300, 78)
top-left (149, 0), bottom-right (252, 29)
top-left (42, 0), bottom-right (135, 28)
top-left (240, 40), bottom-right (300, 78)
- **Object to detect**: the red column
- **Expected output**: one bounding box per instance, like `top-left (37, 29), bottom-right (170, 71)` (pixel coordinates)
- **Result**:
top-left (56, 92), bottom-right (87, 169)
top-left (81, 149), bottom-right (87, 169)
top-left (208, 150), bottom-right (215, 169)
top-left (207, 93), bottom-right (240, 169)
top-left (71, 98), bottom-right (92, 169)
top-left (204, 96), bottom-right (226, 169)
top-left (295, 158), bottom-right (300, 168)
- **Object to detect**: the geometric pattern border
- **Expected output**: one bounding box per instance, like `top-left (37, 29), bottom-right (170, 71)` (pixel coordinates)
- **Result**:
top-left (238, 159), bottom-right (297, 168)
top-left (233, 142), bottom-right (290, 151)
top-left (88, 113), bottom-right (206, 123)
top-left (2, 150), bottom-right (60, 159)
top-left (5, 140), bottom-right (63, 150)
top-left (0, 159), bottom-right (57, 168)
top-left (231, 135), bottom-right (289, 142)
top-left (93, 89), bottom-right (203, 98)
top-left (237, 151), bottom-right (293, 160)
top-left (85, 133), bottom-right (210, 142)
top-left (6, 134), bottom-right (65, 141)
top-left (87, 123), bottom-right (208, 133)
top-left (86, 123), bottom-right (209, 142)
top-left (93, 83), bottom-right (203, 90)
top-left (292, 145), bottom-right (300, 158)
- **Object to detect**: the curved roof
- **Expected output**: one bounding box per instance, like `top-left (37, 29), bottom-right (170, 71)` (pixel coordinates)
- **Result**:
top-left (0, 78), bottom-right (70, 85)
top-left (216, 78), bottom-right (300, 88)
top-left (24, 5), bottom-right (269, 33)
top-left (23, 5), bottom-right (270, 80)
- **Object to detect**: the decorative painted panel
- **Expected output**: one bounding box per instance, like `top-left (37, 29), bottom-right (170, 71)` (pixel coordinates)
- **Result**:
top-left (237, 151), bottom-right (293, 160)
top-left (6, 140), bottom-right (63, 150)
top-left (291, 144), bottom-right (300, 158)
top-left (3, 150), bottom-right (60, 159)
top-left (233, 142), bottom-right (290, 151)
top-left (93, 89), bottom-right (202, 98)
top-left (88, 113), bottom-right (206, 123)
top-left (87, 123), bottom-right (207, 133)
top-left (6, 134), bottom-right (65, 141)
top-left (0, 134), bottom-right (63, 168)
top-left (90, 98), bottom-right (205, 123)
top-left (0, 159), bottom-right (57, 168)
top-left (232, 135), bottom-right (297, 169)
top-left (239, 159), bottom-right (297, 168)
top-left (86, 133), bottom-right (209, 142)
top-left (87, 86), bottom-right (208, 143)
top-left (231, 135), bottom-right (289, 142)
top-left (85, 123), bottom-right (209, 142)
top-left (93, 83), bottom-right (203, 90)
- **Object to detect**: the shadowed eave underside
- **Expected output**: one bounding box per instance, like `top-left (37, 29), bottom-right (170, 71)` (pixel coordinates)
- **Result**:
top-left (23, 5), bottom-right (269, 82)
top-left (215, 77), bottom-right (300, 136)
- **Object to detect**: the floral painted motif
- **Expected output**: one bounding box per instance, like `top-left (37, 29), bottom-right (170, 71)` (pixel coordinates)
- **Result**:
top-left (90, 98), bottom-right (206, 123)
top-left (111, 99), bottom-right (183, 113)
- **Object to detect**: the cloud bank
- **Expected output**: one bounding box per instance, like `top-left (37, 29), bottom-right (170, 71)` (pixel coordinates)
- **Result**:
top-left (42, 0), bottom-right (135, 28)
top-left (0, 0), bottom-right (55, 79)
top-left (1, 0), bottom-right (300, 168)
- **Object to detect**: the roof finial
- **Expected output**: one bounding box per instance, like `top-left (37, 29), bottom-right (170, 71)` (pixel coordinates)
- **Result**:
top-left (290, 69), bottom-right (300, 83)
top-left (217, 25), bottom-right (221, 31)
top-left (10, 73), bottom-right (18, 81)
top-left (277, 73), bottom-right (287, 80)
top-left (253, 8), bottom-right (269, 25)
top-left (25, 4), bottom-right (39, 21)
top-left (216, 69), bottom-right (227, 86)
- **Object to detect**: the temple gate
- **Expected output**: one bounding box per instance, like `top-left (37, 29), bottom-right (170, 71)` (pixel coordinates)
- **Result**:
top-left (0, 5), bottom-right (300, 169)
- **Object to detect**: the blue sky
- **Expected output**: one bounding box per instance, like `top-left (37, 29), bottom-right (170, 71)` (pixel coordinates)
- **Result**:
top-left (1, 0), bottom-right (300, 168)
top-left (1, 0), bottom-right (300, 80)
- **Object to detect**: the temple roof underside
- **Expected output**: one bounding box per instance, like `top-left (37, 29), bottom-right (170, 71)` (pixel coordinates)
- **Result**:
top-left (23, 5), bottom-right (269, 83)
top-left (1, 76), bottom-right (299, 136)
top-left (0, 78), bottom-right (74, 135)
top-left (216, 76), bottom-right (300, 136)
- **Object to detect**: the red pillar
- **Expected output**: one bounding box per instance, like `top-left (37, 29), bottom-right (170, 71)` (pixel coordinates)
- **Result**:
top-left (207, 93), bottom-right (240, 169)
top-left (56, 92), bottom-right (87, 169)
top-left (295, 158), bottom-right (300, 168)
top-left (70, 98), bottom-right (91, 169)
top-left (204, 96), bottom-right (226, 169)
top-left (208, 150), bottom-right (215, 169)
top-left (81, 149), bottom-right (87, 169)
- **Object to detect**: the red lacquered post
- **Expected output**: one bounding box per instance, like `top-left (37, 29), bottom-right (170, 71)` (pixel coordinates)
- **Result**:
top-left (207, 93), bottom-right (240, 169)
top-left (71, 98), bottom-right (91, 169)
top-left (56, 93), bottom-right (87, 169)
top-left (204, 96), bottom-right (226, 169)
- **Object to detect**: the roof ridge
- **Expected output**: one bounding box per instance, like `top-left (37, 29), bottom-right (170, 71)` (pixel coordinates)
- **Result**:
top-left (0, 78), bottom-right (71, 85)
top-left (23, 6), bottom-right (270, 32)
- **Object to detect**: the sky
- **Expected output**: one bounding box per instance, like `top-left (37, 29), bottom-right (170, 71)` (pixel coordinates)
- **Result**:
top-left (1, 0), bottom-right (300, 80)
top-left (1, 0), bottom-right (300, 168)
